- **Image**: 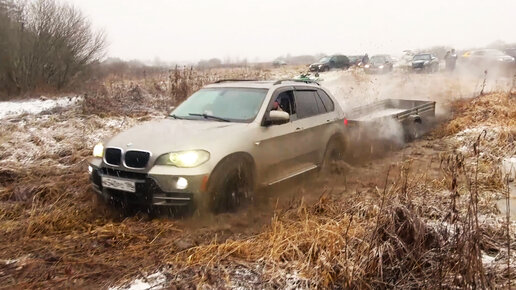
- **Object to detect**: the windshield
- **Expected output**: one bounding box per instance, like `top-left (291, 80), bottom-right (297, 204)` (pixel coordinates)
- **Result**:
top-left (318, 56), bottom-right (331, 63)
top-left (171, 88), bottom-right (268, 122)
top-left (413, 54), bottom-right (431, 61)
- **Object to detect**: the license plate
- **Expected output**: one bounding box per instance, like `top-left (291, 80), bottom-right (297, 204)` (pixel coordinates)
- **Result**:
top-left (101, 176), bottom-right (136, 193)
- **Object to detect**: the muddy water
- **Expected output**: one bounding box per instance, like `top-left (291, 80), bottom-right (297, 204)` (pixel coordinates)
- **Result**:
top-left (497, 183), bottom-right (516, 219)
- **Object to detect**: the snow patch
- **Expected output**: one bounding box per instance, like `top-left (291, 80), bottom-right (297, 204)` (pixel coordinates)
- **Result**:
top-left (0, 96), bottom-right (81, 119)
top-left (501, 157), bottom-right (516, 182)
top-left (110, 271), bottom-right (167, 290)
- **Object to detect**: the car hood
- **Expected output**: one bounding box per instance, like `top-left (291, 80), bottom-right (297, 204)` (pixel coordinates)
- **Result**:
top-left (106, 118), bottom-right (250, 156)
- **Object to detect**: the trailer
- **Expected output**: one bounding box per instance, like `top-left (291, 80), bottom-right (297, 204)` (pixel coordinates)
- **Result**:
top-left (343, 99), bottom-right (436, 160)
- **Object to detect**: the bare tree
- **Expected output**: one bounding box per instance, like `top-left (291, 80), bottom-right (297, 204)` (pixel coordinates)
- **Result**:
top-left (0, 0), bottom-right (106, 96)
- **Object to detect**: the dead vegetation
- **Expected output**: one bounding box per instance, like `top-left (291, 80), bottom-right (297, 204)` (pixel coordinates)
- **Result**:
top-left (0, 72), bottom-right (514, 288)
top-left (81, 66), bottom-right (272, 117)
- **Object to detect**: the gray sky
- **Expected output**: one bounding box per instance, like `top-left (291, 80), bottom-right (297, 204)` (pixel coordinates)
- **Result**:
top-left (68, 0), bottom-right (516, 63)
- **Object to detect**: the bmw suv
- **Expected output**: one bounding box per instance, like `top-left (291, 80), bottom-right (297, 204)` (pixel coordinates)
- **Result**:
top-left (88, 80), bottom-right (348, 213)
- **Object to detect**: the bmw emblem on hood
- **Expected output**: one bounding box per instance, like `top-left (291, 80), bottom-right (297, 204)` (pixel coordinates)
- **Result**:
top-left (126, 143), bottom-right (133, 147)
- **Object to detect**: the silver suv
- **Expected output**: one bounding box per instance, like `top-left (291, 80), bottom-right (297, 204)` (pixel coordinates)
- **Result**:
top-left (88, 80), bottom-right (347, 213)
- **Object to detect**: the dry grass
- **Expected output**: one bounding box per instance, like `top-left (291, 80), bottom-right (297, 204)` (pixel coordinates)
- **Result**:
top-left (0, 74), bottom-right (514, 288)
top-left (81, 66), bottom-right (272, 117)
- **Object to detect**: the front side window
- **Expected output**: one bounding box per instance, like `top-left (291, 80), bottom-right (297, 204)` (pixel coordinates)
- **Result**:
top-left (171, 88), bottom-right (267, 122)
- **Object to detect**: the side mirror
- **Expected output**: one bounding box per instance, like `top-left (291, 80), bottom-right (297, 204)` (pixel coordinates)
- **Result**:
top-left (265, 110), bottom-right (290, 126)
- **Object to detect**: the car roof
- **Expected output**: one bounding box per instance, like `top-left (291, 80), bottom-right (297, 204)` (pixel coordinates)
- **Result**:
top-left (205, 80), bottom-right (321, 90)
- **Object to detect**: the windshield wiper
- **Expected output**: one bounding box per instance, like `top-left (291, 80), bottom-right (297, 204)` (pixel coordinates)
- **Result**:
top-left (169, 114), bottom-right (185, 119)
top-left (188, 113), bottom-right (230, 122)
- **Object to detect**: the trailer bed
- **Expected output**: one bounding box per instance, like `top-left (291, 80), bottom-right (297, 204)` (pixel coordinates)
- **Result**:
top-left (346, 99), bottom-right (435, 123)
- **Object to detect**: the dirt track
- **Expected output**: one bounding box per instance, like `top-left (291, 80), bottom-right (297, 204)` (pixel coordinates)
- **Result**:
top-left (0, 69), bottom-right (515, 288)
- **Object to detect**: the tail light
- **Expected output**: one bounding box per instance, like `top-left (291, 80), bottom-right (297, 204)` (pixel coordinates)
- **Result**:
top-left (344, 119), bottom-right (348, 126)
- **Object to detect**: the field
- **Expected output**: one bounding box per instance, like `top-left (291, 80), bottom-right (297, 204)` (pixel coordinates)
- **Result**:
top-left (0, 66), bottom-right (515, 289)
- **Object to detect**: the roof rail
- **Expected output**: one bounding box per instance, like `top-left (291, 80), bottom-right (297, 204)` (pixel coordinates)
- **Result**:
top-left (213, 79), bottom-right (259, 83)
top-left (273, 79), bottom-right (320, 86)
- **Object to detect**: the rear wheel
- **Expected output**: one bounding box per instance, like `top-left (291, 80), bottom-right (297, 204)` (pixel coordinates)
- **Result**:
top-left (205, 157), bottom-right (254, 214)
top-left (320, 138), bottom-right (345, 175)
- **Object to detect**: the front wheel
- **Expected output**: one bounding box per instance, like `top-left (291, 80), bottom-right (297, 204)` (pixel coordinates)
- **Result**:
top-left (205, 157), bottom-right (254, 214)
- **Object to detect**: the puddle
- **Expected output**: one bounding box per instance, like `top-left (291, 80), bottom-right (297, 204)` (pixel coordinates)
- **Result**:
top-left (497, 183), bottom-right (516, 219)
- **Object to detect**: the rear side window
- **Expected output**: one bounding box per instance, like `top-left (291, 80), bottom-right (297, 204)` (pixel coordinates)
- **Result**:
top-left (295, 90), bottom-right (321, 119)
top-left (317, 89), bottom-right (335, 112)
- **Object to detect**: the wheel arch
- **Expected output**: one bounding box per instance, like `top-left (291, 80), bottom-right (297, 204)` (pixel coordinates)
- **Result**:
top-left (208, 151), bottom-right (257, 188)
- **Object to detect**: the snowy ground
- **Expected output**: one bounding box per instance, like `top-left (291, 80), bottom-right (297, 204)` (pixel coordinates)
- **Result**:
top-left (0, 96), bottom-right (81, 119)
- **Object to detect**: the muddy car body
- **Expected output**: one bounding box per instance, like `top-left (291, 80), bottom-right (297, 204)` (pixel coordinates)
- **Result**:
top-left (88, 80), bottom-right (347, 212)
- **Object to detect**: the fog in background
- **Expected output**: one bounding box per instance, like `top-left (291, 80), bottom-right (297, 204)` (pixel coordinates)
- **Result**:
top-left (68, 0), bottom-right (516, 63)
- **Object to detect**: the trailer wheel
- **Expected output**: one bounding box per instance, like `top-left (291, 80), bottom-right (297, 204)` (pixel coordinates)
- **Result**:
top-left (405, 117), bottom-right (423, 141)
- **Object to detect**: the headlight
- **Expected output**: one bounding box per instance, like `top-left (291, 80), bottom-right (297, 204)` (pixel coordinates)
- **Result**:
top-left (379, 65), bottom-right (384, 69)
top-left (364, 64), bottom-right (370, 68)
top-left (93, 143), bottom-right (104, 158)
top-left (318, 64), bottom-right (323, 68)
top-left (156, 150), bottom-right (210, 167)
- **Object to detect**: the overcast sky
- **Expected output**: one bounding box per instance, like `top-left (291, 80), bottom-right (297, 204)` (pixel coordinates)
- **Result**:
top-left (68, 0), bottom-right (515, 63)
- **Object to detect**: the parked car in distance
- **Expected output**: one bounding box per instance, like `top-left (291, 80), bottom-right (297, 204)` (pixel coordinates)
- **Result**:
top-left (412, 53), bottom-right (439, 73)
top-left (364, 55), bottom-right (394, 74)
top-left (348, 55), bottom-right (364, 66)
top-left (272, 59), bottom-right (287, 67)
top-left (88, 79), bottom-right (348, 214)
top-left (309, 55), bottom-right (350, 72)
top-left (504, 48), bottom-right (516, 62)
top-left (461, 49), bottom-right (515, 69)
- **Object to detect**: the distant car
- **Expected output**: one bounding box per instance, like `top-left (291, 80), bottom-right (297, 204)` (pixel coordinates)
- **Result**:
top-left (461, 49), bottom-right (515, 69)
top-left (504, 48), bottom-right (516, 61)
top-left (309, 55), bottom-right (350, 72)
top-left (348, 55), bottom-right (364, 66)
top-left (412, 53), bottom-right (439, 73)
top-left (364, 55), bottom-right (394, 74)
top-left (272, 60), bottom-right (287, 67)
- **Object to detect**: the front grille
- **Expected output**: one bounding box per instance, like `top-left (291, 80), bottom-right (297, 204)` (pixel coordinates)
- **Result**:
top-left (101, 167), bottom-right (147, 180)
top-left (105, 148), bottom-right (122, 165)
top-left (125, 151), bottom-right (150, 168)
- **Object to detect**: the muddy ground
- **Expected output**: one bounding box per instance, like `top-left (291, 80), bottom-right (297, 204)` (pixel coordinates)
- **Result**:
top-left (0, 68), bottom-right (515, 288)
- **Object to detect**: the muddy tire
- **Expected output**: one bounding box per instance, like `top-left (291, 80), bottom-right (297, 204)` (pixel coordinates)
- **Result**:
top-left (320, 138), bottom-right (345, 176)
top-left (405, 120), bottom-right (422, 141)
top-left (206, 157), bottom-right (254, 214)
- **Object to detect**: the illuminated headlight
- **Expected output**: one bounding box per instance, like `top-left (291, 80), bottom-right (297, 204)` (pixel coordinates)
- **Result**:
top-left (176, 177), bottom-right (188, 189)
top-left (364, 64), bottom-right (370, 68)
top-left (93, 143), bottom-right (104, 158)
top-left (155, 150), bottom-right (210, 167)
top-left (88, 165), bottom-right (93, 174)
top-left (379, 65), bottom-right (384, 69)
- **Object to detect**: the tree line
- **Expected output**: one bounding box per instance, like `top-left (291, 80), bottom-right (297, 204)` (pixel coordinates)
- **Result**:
top-left (0, 0), bottom-right (106, 97)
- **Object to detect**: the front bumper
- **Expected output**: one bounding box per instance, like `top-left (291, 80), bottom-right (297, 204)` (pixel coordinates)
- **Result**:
top-left (89, 161), bottom-right (208, 207)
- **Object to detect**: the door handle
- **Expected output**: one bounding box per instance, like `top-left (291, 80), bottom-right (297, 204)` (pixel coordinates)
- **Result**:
top-left (295, 127), bottom-right (303, 131)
